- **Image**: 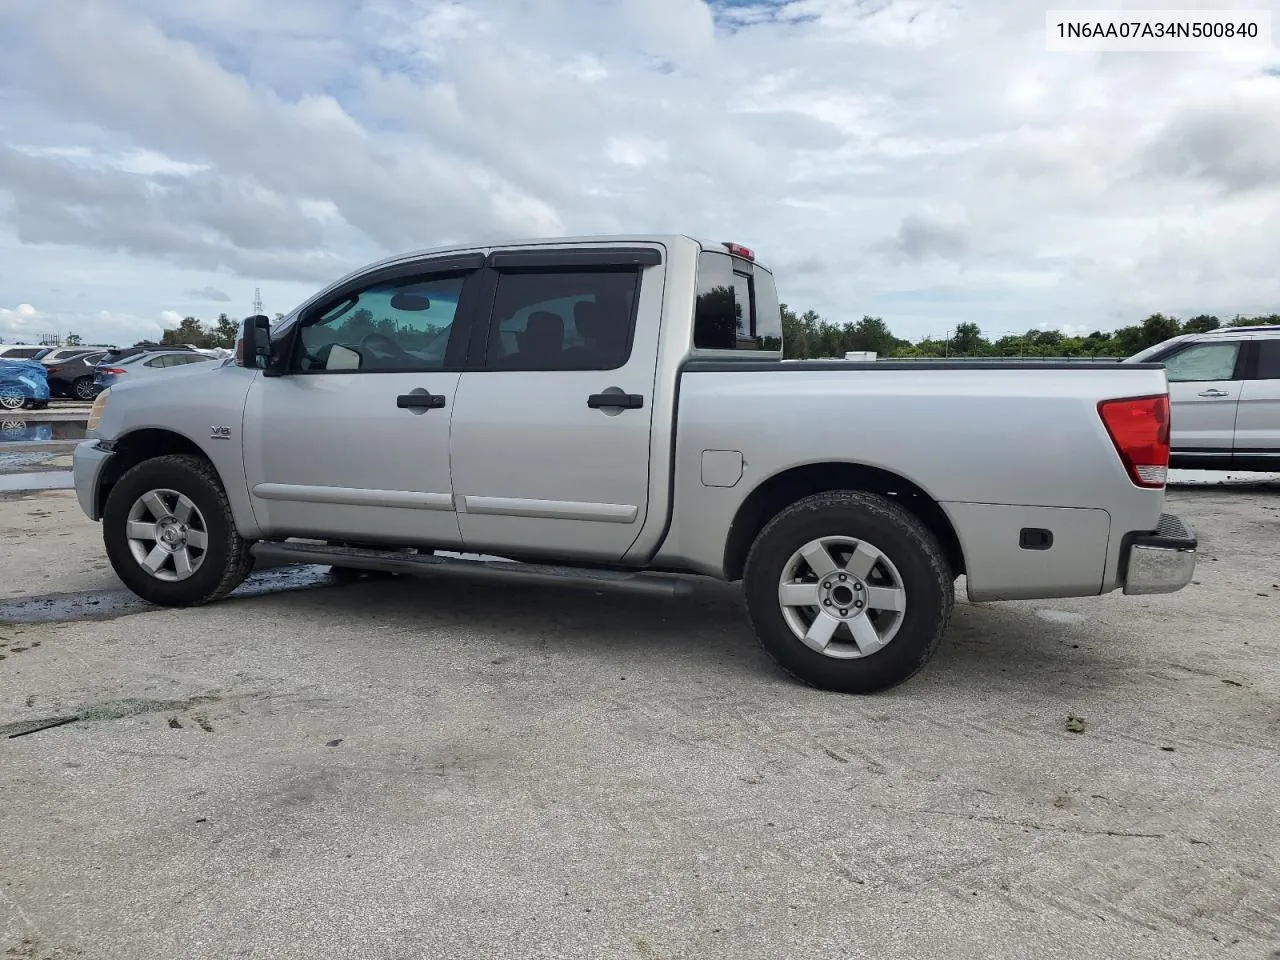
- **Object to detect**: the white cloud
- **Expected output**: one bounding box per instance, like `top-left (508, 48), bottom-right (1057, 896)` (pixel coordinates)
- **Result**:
top-left (0, 0), bottom-right (1277, 347)
top-left (0, 303), bottom-right (49, 342)
top-left (0, 301), bottom-right (184, 346)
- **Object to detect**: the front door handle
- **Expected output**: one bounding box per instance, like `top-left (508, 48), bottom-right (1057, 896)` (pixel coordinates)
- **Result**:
top-left (1197, 388), bottom-right (1229, 398)
top-left (397, 392), bottom-right (446, 410)
top-left (587, 392), bottom-right (644, 410)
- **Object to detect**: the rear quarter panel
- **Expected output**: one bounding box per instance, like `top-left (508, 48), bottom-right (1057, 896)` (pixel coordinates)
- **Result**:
top-left (658, 364), bottom-right (1171, 600)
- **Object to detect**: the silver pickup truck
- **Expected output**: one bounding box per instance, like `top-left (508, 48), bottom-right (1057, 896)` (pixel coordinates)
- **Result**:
top-left (73, 234), bottom-right (1197, 693)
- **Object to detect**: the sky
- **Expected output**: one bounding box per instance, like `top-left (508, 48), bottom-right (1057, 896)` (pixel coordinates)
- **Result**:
top-left (0, 0), bottom-right (1278, 347)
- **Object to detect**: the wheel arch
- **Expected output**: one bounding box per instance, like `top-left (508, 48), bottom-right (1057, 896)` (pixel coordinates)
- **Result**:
top-left (96, 428), bottom-right (221, 517)
top-left (722, 461), bottom-right (966, 582)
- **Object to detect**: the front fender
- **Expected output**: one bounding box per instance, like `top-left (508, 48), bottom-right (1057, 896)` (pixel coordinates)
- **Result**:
top-left (92, 367), bottom-right (262, 538)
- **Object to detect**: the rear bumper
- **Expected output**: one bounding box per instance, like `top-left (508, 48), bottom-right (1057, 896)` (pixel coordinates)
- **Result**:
top-left (1122, 513), bottom-right (1197, 596)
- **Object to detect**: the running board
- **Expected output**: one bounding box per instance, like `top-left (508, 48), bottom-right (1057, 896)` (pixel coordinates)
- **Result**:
top-left (249, 541), bottom-right (696, 599)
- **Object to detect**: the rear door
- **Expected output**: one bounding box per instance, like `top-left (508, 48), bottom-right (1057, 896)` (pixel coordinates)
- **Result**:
top-left (449, 245), bottom-right (666, 561)
top-left (1161, 338), bottom-right (1248, 460)
top-left (1234, 338), bottom-right (1280, 466)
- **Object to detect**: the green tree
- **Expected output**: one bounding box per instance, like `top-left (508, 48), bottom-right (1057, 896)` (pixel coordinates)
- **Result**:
top-left (1182, 314), bottom-right (1220, 333)
top-left (1140, 313), bottom-right (1181, 345)
top-left (1228, 313), bottom-right (1280, 327)
top-left (161, 316), bottom-right (212, 348)
top-left (208, 313), bottom-right (239, 348)
top-left (846, 315), bottom-right (909, 356)
top-left (950, 322), bottom-right (986, 355)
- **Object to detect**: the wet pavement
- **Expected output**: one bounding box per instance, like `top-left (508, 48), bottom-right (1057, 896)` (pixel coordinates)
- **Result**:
top-left (0, 418), bottom-right (86, 443)
top-left (0, 416), bottom-right (85, 493)
top-left (0, 471), bottom-right (75, 493)
top-left (0, 564), bottom-right (341, 623)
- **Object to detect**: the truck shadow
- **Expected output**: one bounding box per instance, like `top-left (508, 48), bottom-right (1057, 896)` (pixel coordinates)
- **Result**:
top-left (285, 573), bottom-right (1121, 699)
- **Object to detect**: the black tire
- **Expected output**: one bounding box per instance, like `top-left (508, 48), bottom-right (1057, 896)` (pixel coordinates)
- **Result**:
top-left (103, 454), bottom-right (254, 607)
top-left (743, 490), bottom-right (954, 694)
top-left (72, 377), bottom-right (97, 401)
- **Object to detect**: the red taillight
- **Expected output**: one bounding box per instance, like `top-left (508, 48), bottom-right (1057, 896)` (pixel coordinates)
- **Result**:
top-left (723, 241), bottom-right (755, 260)
top-left (100, 367), bottom-right (127, 375)
top-left (1098, 394), bottom-right (1170, 488)
top-left (45, 366), bottom-right (61, 374)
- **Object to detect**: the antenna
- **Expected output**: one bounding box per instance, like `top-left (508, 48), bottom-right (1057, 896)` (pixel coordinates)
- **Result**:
top-left (252, 287), bottom-right (264, 315)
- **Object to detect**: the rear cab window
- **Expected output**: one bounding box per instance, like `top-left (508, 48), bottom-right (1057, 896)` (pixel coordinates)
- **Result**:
top-left (692, 246), bottom-right (783, 353)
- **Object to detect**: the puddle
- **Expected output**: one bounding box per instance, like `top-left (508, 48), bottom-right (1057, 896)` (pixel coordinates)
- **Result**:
top-left (0, 564), bottom-right (340, 624)
top-left (1037, 610), bottom-right (1087, 624)
top-left (0, 419), bottom-right (86, 443)
top-left (0, 471), bottom-right (73, 492)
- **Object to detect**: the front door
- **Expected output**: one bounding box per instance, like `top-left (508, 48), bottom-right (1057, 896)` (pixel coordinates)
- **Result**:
top-left (449, 249), bottom-right (665, 562)
top-left (1163, 339), bottom-right (1246, 457)
top-left (243, 261), bottom-right (484, 546)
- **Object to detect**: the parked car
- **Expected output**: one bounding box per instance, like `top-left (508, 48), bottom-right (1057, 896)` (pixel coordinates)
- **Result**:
top-left (43, 350), bottom-right (109, 401)
top-left (40, 346), bottom-right (112, 363)
top-left (73, 235), bottom-right (1196, 694)
top-left (1122, 325), bottom-right (1280, 472)
top-left (0, 345), bottom-right (53, 362)
top-left (93, 350), bottom-right (219, 392)
top-left (98, 342), bottom-right (199, 366)
top-left (0, 358), bottom-right (51, 410)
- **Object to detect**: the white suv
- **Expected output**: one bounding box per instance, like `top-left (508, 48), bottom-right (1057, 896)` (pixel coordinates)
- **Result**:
top-left (1125, 325), bottom-right (1280, 472)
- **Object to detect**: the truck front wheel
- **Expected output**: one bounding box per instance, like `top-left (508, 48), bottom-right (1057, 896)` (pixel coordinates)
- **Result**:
top-left (102, 454), bottom-right (254, 607)
top-left (743, 490), bottom-right (954, 694)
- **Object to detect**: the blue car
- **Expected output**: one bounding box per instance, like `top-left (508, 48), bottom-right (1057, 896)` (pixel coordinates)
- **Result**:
top-left (0, 358), bottom-right (51, 411)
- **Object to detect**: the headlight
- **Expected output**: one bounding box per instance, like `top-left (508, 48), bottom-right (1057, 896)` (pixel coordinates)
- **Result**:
top-left (86, 388), bottom-right (110, 435)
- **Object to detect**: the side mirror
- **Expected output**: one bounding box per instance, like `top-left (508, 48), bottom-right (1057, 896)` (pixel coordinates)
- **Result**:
top-left (236, 315), bottom-right (273, 370)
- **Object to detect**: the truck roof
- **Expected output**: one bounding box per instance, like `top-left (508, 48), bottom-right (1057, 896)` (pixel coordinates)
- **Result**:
top-left (271, 234), bottom-right (769, 329)
top-left (330, 233), bottom-right (766, 284)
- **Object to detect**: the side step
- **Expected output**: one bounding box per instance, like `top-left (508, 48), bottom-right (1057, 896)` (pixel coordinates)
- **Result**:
top-left (249, 541), bottom-right (697, 599)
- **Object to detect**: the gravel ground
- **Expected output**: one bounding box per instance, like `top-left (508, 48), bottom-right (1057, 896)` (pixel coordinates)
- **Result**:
top-left (0, 484), bottom-right (1277, 960)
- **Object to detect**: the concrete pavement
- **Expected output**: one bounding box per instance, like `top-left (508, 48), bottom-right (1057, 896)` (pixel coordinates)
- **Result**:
top-left (1, 483), bottom-right (1277, 960)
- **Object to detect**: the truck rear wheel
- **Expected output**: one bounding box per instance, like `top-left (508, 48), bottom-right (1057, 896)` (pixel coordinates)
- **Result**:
top-left (102, 454), bottom-right (254, 607)
top-left (743, 490), bottom-right (954, 694)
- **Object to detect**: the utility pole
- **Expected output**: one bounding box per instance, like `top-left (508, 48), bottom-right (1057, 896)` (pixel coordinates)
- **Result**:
top-left (252, 288), bottom-right (264, 316)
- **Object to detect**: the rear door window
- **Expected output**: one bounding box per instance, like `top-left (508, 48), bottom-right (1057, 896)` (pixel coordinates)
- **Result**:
top-left (482, 269), bottom-right (640, 371)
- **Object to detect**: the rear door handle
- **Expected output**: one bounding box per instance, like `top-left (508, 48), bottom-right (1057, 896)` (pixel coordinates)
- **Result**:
top-left (1197, 389), bottom-right (1229, 398)
top-left (397, 392), bottom-right (446, 410)
top-left (587, 392), bottom-right (644, 410)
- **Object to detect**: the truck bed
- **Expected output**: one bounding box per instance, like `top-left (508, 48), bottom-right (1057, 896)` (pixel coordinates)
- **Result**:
top-left (659, 358), bottom-right (1172, 601)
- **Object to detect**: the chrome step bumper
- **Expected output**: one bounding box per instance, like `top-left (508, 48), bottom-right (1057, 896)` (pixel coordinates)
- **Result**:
top-left (1122, 513), bottom-right (1198, 596)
